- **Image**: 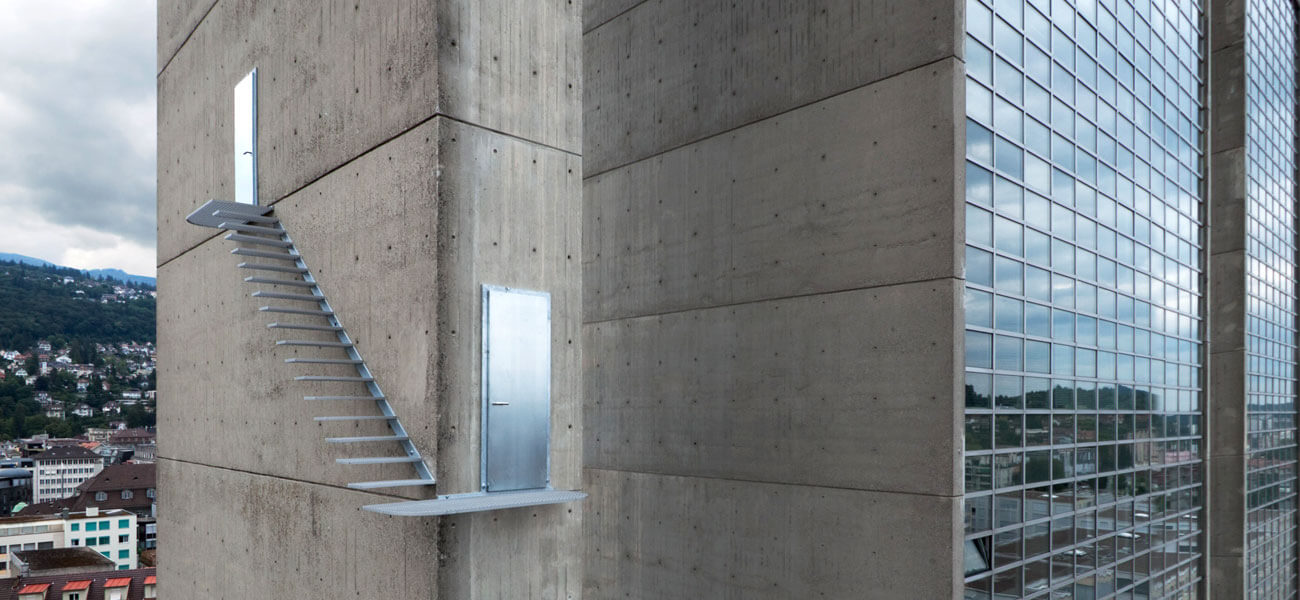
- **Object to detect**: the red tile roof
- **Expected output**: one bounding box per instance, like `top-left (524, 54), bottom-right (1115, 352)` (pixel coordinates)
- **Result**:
top-left (62, 580), bottom-right (92, 591)
top-left (103, 578), bottom-right (131, 588)
top-left (1, 568), bottom-right (154, 600)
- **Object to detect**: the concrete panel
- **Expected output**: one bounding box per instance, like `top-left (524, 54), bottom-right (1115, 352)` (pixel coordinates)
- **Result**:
top-left (585, 60), bottom-right (962, 322)
top-left (1208, 250), bottom-right (1246, 355)
top-left (584, 0), bottom-right (647, 32)
top-left (158, 120), bottom-right (442, 496)
top-left (585, 279), bottom-right (962, 498)
top-left (431, 119), bottom-right (583, 498)
top-left (582, 468), bottom-right (961, 599)
top-left (1208, 148), bottom-right (1246, 256)
top-left (1210, 0), bottom-right (1246, 51)
top-left (427, 121), bottom-right (585, 599)
top-left (1208, 554), bottom-right (1245, 600)
top-left (1206, 455), bottom-right (1246, 555)
top-left (437, 0), bottom-right (582, 152)
top-left (437, 499), bottom-right (584, 599)
top-left (1209, 42), bottom-right (1245, 155)
top-left (157, 0), bottom-right (441, 265)
top-left (157, 0), bottom-right (216, 73)
top-left (583, 0), bottom-right (960, 175)
top-left (1208, 350), bottom-right (1247, 458)
top-left (158, 458), bottom-right (438, 598)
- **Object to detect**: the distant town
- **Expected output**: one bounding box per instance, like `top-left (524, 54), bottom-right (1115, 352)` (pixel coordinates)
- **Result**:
top-left (0, 261), bottom-right (157, 590)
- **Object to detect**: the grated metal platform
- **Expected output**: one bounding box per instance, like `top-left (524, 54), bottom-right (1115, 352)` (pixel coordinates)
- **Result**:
top-left (363, 489), bottom-right (588, 517)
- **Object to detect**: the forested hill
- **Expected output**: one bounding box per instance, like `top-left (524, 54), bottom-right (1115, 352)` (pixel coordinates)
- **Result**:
top-left (0, 260), bottom-right (155, 350)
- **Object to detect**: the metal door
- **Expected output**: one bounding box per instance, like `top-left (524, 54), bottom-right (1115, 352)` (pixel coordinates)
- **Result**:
top-left (481, 286), bottom-right (551, 491)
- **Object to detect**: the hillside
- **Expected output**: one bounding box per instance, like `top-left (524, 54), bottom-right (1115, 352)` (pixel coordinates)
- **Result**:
top-left (0, 253), bottom-right (156, 287)
top-left (0, 260), bottom-right (155, 350)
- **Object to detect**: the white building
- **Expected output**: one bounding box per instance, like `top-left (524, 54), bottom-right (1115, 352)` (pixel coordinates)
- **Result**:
top-left (31, 447), bottom-right (103, 503)
top-left (0, 507), bottom-right (138, 576)
top-left (64, 507), bottom-right (138, 570)
top-left (0, 514), bottom-right (60, 577)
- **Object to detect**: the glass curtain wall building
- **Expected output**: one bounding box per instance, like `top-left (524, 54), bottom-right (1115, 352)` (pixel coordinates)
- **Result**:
top-left (1243, 0), bottom-right (1299, 597)
top-left (963, 0), bottom-right (1206, 598)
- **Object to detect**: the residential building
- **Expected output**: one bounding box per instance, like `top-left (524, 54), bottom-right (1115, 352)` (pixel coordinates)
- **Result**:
top-left (0, 468), bottom-right (33, 515)
top-left (104, 430), bottom-right (152, 449)
top-left (103, 431), bottom-right (153, 464)
top-left (158, 0), bottom-right (1300, 598)
top-left (83, 431), bottom-right (115, 446)
top-left (140, 523), bottom-right (154, 553)
top-left (62, 508), bottom-right (137, 571)
top-left (0, 567), bottom-right (155, 600)
top-left (0, 515), bottom-right (63, 577)
top-left (0, 508), bottom-right (138, 577)
top-left (32, 448), bottom-right (103, 504)
top-left (126, 447), bottom-right (153, 464)
top-left (19, 464), bottom-right (156, 552)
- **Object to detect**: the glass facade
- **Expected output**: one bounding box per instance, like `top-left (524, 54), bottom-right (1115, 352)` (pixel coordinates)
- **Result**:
top-left (1244, 1), bottom-right (1299, 598)
top-left (962, 0), bottom-right (1205, 598)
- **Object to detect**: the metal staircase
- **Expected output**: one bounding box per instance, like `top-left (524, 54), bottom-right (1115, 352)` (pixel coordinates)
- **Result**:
top-left (187, 200), bottom-right (435, 493)
top-left (187, 200), bottom-right (586, 517)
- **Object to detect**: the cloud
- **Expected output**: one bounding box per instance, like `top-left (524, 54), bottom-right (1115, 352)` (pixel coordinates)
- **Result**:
top-left (0, 192), bottom-right (154, 276)
top-left (0, 1), bottom-right (156, 276)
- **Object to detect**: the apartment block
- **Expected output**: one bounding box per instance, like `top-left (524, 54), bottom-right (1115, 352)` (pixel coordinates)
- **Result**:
top-left (0, 508), bottom-right (137, 577)
top-left (64, 508), bottom-right (138, 571)
top-left (31, 448), bottom-right (104, 504)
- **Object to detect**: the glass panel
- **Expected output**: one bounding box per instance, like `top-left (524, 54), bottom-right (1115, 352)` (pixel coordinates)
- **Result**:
top-left (962, 0), bottom-right (1206, 593)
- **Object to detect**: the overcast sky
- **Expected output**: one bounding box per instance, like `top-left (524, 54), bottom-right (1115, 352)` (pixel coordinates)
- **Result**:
top-left (0, 1), bottom-right (156, 277)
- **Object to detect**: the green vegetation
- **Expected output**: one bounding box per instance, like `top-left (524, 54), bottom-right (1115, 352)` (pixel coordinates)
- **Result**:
top-left (0, 374), bottom-right (154, 440)
top-left (0, 260), bottom-right (155, 350)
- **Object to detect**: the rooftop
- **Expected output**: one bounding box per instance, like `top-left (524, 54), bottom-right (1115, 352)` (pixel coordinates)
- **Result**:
top-left (0, 567), bottom-right (155, 600)
top-left (31, 446), bottom-right (100, 462)
top-left (76, 464), bottom-right (154, 494)
top-left (11, 547), bottom-right (113, 571)
top-left (17, 465), bottom-right (155, 517)
top-left (4, 507), bottom-right (129, 522)
top-left (106, 429), bottom-right (154, 444)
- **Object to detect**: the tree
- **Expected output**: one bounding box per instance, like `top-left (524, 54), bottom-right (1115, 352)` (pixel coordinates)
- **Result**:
top-left (124, 404), bottom-right (154, 428)
top-left (86, 376), bottom-right (111, 405)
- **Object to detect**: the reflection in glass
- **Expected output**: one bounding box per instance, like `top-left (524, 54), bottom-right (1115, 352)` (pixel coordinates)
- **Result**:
top-left (962, 0), bottom-right (1205, 593)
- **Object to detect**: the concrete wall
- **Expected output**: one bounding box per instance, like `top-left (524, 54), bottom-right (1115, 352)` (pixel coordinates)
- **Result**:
top-left (582, 1), bottom-right (965, 597)
top-left (1206, 0), bottom-right (1248, 596)
top-left (157, 1), bottom-right (581, 598)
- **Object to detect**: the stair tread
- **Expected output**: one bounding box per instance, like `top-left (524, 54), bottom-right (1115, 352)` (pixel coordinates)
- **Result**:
top-left (348, 479), bottom-right (436, 490)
